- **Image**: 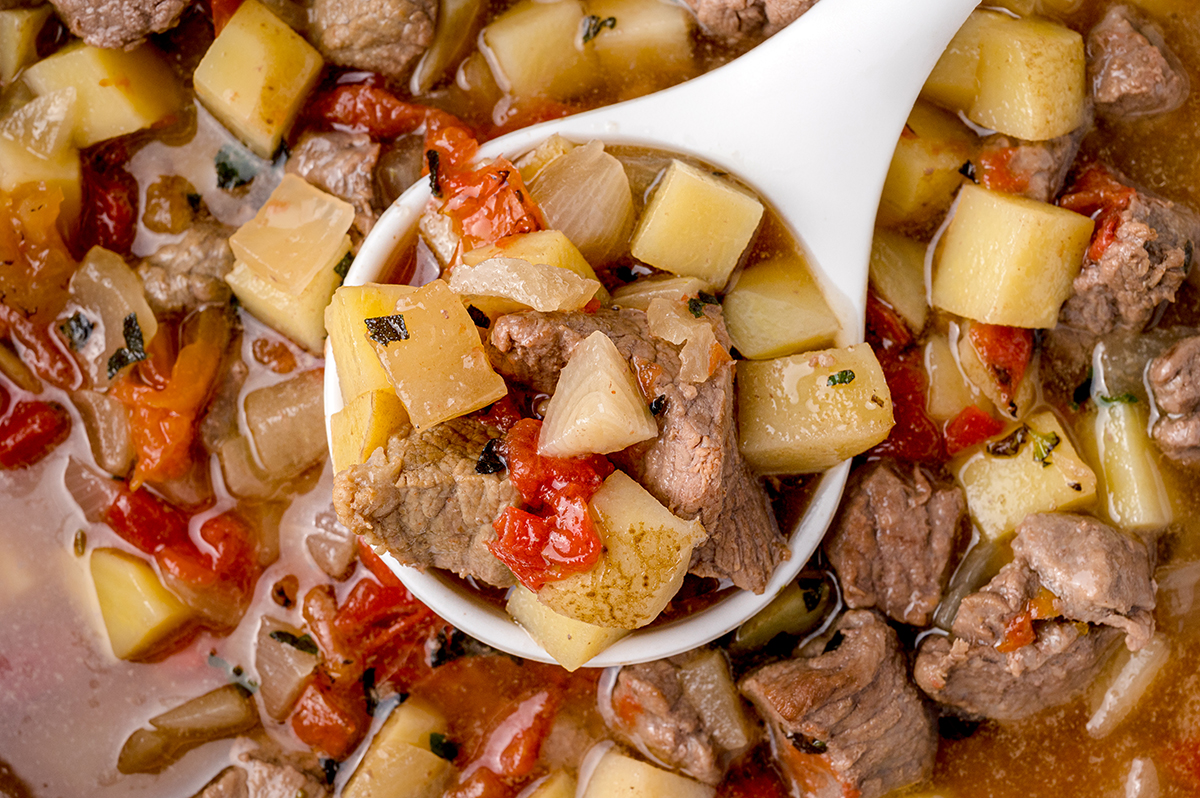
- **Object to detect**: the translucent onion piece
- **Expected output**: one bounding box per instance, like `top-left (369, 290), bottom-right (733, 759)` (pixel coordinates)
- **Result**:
top-left (645, 298), bottom-right (730, 384)
top-left (538, 331), bottom-right (657, 458)
top-left (419, 206), bottom-right (460, 268)
top-left (1155, 559), bottom-right (1200, 634)
top-left (117, 728), bottom-right (183, 775)
top-left (611, 274), bottom-right (709, 312)
top-left (256, 616), bottom-right (320, 721)
top-left (410, 0), bottom-right (486, 94)
top-left (529, 140), bottom-right (634, 266)
top-left (448, 256), bottom-right (599, 312)
top-left (243, 369), bottom-right (327, 481)
top-left (1086, 633), bottom-right (1170, 739)
top-left (677, 650), bottom-right (751, 753)
top-left (307, 511), bottom-right (358, 581)
top-left (1124, 758), bottom-right (1161, 798)
top-left (63, 456), bottom-right (120, 524)
top-left (68, 246), bottom-right (159, 389)
top-left (70, 389), bottom-right (134, 477)
top-left (149, 683), bottom-right (259, 737)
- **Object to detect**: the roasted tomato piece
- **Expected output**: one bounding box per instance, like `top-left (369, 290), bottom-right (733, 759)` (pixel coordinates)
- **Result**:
top-left (0, 399), bottom-right (71, 469)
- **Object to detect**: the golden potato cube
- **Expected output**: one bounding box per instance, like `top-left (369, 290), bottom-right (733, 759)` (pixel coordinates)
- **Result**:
top-left (737, 345), bottom-right (894, 474)
top-left (970, 16), bottom-right (1086, 141)
top-left (877, 101), bottom-right (974, 232)
top-left (528, 771), bottom-right (577, 798)
top-left (194, 0), bottom-right (323, 158)
top-left (22, 42), bottom-right (183, 148)
top-left (0, 88), bottom-right (77, 160)
top-left (367, 697), bottom-right (448, 752)
top-left (0, 137), bottom-right (81, 229)
top-left (0, 6), bottom-right (52, 86)
top-left (372, 279), bottom-right (508, 430)
top-left (920, 9), bottom-right (1013, 112)
top-left (955, 410), bottom-right (1097, 540)
top-left (722, 252), bottom-right (840, 359)
top-left (538, 470), bottom-right (706, 629)
top-left (587, 0), bottom-right (695, 89)
top-left (90, 548), bottom-right (195, 661)
top-left (582, 749), bottom-right (715, 798)
top-left (631, 159), bottom-right (763, 289)
top-left (507, 585), bottom-right (629, 671)
top-left (225, 249), bottom-right (346, 353)
top-left (327, 283), bottom-right (421, 403)
top-left (463, 229), bottom-right (609, 301)
top-left (342, 742), bottom-right (454, 798)
top-left (330, 390), bottom-right (411, 473)
top-left (869, 228), bottom-right (929, 334)
top-left (481, 0), bottom-right (602, 101)
top-left (1091, 401), bottom-right (1173, 532)
top-left (931, 183), bottom-right (1093, 328)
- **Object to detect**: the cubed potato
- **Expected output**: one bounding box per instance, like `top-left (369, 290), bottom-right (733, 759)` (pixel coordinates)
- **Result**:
top-left (722, 251), bottom-right (840, 360)
top-left (610, 274), bottom-right (709, 311)
top-left (955, 410), bottom-right (1097, 540)
top-left (90, 548), bottom-right (195, 661)
top-left (877, 101), bottom-right (974, 232)
top-left (481, 0), bottom-right (602, 101)
top-left (0, 138), bottom-right (81, 229)
top-left (515, 134), bottom-right (577, 183)
top-left (527, 771), bottom-right (577, 798)
top-left (69, 247), bottom-right (160, 389)
top-left (0, 6), bottom-right (52, 86)
top-left (326, 283), bottom-right (419, 403)
top-left (956, 321), bottom-right (1036, 420)
top-left (507, 585), bottom-right (629, 671)
top-left (924, 333), bottom-right (980, 422)
top-left (371, 279), bottom-right (508, 429)
top-left (587, 0), bottom-right (695, 90)
top-left (737, 344), bottom-right (895, 474)
top-left (538, 470), bottom-right (706, 628)
top-left (230, 174), bottom-right (355, 294)
top-left (1089, 401), bottom-right (1173, 531)
top-left (582, 748), bottom-right (715, 798)
top-left (631, 159), bottom-right (764, 289)
top-left (22, 42), bottom-right (183, 148)
top-left (330, 390), bottom-right (411, 473)
top-left (463, 229), bottom-right (609, 300)
top-left (921, 9), bottom-right (1014, 112)
top-left (970, 16), bottom-right (1086, 141)
top-left (225, 254), bottom-right (345, 353)
top-left (0, 87), bottom-right (76, 160)
top-left (193, 0), bottom-right (323, 158)
top-left (869, 229), bottom-right (929, 334)
top-left (448, 257), bottom-right (601, 312)
top-left (343, 742), bottom-right (454, 798)
top-left (931, 183), bottom-right (1093, 328)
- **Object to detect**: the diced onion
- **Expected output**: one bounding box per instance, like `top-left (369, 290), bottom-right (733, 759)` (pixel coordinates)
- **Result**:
top-left (645, 298), bottom-right (730, 384)
top-left (529, 140), bottom-right (634, 266)
top-left (63, 456), bottom-right (121, 524)
top-left (149, 683), bottom-right (258, 736)
top-left (256, 616), bottom-right (320, 721)
top-left (611, 275), bottom-right (709, 312)
top-left (1086, 633), bottom-right (1170, 739)
top-left (448, 256), bottom-right (599, 312)
top-left (70, 389), bottom-right (134, 477)
top-left (678, 650), bottom-right (751, 753)
top-left (410, 0), bottom-right (486, 94)
top-left (1155, 559), bottom-right (1200, 634)
top-left (932, 538), bottom-right (1008, 632)
top-left (243, 369), bottom-right (327, 481)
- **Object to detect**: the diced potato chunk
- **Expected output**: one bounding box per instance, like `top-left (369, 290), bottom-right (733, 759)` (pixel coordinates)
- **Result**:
top-left (610, 274), bottom-right (709, 311)
top-left (371, 279), bottom-right (508, 429)
top-left (869, 229), bottom-right (929, 334)
top-left (970, 16), bottom-right (1086, 140)
top-left (931, 183), bottom-right (1093, 328)
top-left (1090, 401), bottom-right (1173, 532)
top-left (646, 298), bottom-right (730, 384)
top-left (877, 101), bottom-right (974, 232)
top-left (582, 748), bottom-right (715, 798)
top-left (231, 174), bottom-right (355, 294)
top-left (327, 284), bottom-right (420, 403)
top-left (330, 390), bottom-right (411, 473)
top-left (463, 229), bottom-right (609, 300)
top-left (0, 87), bottom-right (76, 159)
top-left (507, 585), bottom-right (629, 671)
top-left (631, 160), bottom-right (763, 289)
top-left (481, 0), bottom-right (601, 101)
top-left (587, 0), bottom-right (695, 90)
top-left (194, 0), bottom-right (324, 158)
top-left (723, 251), bottom-right (839, 359)
top-left (955, 410), bottom-right (1097, 540)
top-left (343, 698), bottom-right (456, 798)
top-left (90, 548), bottom-right (195, 661)
top-left (737, 345), bottom-right (894, 474)
top-left (448, 257), bottom-right (601, 312)
top-left (22, 42), bottom-right (183, 148)
top-left (69, 246), bottom-right (160, 389)
top-left (921, 9), bottom-right (1013, 112)
top-left (225, 251), bottom-right (346, 353)
top-left (0, 136), bottom-right (82, 225)
top-left (538, 470), bottom-right (706, 628)
top-left (0, 6), bottom-right (52, 86)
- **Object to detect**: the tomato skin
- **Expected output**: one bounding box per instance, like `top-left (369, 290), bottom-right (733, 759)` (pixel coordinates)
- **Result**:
top-left (439, 158), bottom-right (544, 250)
top-left (76, 140), bottom-right (139, 258)
top-left (968, 322), bottom-right (1033, 408)
top-left (944, 405), bottom-right (1005, 456)
top-left (1058, 163), bottom-right (1137, 262)
top-left (976, 146), bottom-right (1028, 195)
top-left (0, 399), bottom-right (71, 469)
top-left (997, 608), bottom-right (1036, 653)
top-left (291, 674), bottom-right (373, 761)
top-left (209, 0), bottom-right (242, 32)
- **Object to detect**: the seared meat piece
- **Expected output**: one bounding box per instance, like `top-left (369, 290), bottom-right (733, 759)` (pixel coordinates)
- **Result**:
top-left (332, 417), bottom-right (518, 588)
top-left (683, 0), bottom-right (817, 45)
top-left (976, 128), bottom-right (1085, 203)
top-left (310, 0), bottom-right (436, 81)
top-left (740, 610), bottom-right (937, 798)
top-left (49, 0), bottom-right (189, 49)
top-left (137, 220), bottom-right (236, 315)
top-left (914, 513), bottom-right (1155, 720)
top-left (488, 307), bottom-right (787, 593)
top-left (1088, 5), bottom-right (1189, 120)
top-left (192, 741), bottom-right (330, 798)
top-left (826, 459), bottom-right (967, 627)
top-left (286, 131), bottom-right (380, 245)
top-left (1148, 335), bottom-right (1200, 465)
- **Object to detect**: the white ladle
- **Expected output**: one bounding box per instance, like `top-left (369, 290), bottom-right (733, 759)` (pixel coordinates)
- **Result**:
top-left (325, 0), bottom-right (979, 666)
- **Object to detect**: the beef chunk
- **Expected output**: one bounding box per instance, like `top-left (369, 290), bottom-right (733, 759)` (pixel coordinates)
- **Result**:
top-left (1088, 5), bottom-right (1189, 120)
top-left (137, 220), bottom-right (236, 315)
top-left (1148, 335), bottom-right (1200, 464)
top-left (914, 513), bottom-right (1155, 720)
top-left (977, 128), bottom-right (1084, 203)
top-left (826, 460), bottom-right (967, 627)
top-left (49, 0), bottom-right (189, 49)
top-left (193, 740), bottom-right (330, 798)
top-left (740, 610), bottom-right (936, 798)
top-left (310, 0), bottom-right (436, 81)
top-left (682, 0), bottom-right (817, 45)
top-left (332, 416), bottom-right (518, 587)
top-left (286, 131), bottom-right (380, 246)
top-left (488, 307), bottom-right (787, 593)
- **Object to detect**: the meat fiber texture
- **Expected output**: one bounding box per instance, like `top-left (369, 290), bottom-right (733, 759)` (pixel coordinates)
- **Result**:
top-left (683, 0), bottom-right (818, 44)
top-left (49, 0), bottom-right (189, 49)
top-left (914, 512), bottom-right (1156, 721)
top-left (488, 306), bottom-right (788, 594)
top-left (1088, 5), bottom-right (1190, 121)
top-left (740, 610), bottom-right (937, 798)
top-left (137, 219), bottom-right (236, 315)
top-left (1149, 335), bottom-right (1200, 465)
top-left (309, 0), bottom-right (435, 81)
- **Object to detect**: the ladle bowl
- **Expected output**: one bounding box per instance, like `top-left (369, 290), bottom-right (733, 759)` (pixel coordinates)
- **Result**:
top-left (325, 0), bottom-right (979, 666)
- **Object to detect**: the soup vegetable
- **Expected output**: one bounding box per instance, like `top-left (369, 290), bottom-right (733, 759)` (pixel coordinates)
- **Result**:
top-left (3, 0), bottom-right (1200, 796)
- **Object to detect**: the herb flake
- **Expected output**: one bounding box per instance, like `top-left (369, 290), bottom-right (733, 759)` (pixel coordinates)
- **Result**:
top-left (427, 150), bottom-right (442, 198)
top-left (581, 14), bottom-right (616, 43)
top-left (1028, 428), bottom-right (1060, 467)
top-left (269, 630), bottom-right (320, 656)
top-left (106, 313), bottom-right (147, 379)
top-left (790, 734), bottom-right (828, 755)
top-left (1100, 392), bottom-right (1138, 405)
top-left (986, 424), bottom-right (1059, 466)
top-left (60, 311), bottom-right (94, 351)
top-left (476, 438), bottom-right (506, 474)
top-left (827, 369), bottom-right (855, 386)
top-left (429, 732), bottom-right (458, 761)
top-left (214, 145), bottom-right (256, 190)
top-left (365, 314), bottom-right (410, 344)
top-left (334, 252), bottom-right (354, 280)
top-left (73, 529), bottom-right (87, 557)
top-left (650, 395), bottom-right (667, 415)
top-left (467, 305), bottom-right (490, 329)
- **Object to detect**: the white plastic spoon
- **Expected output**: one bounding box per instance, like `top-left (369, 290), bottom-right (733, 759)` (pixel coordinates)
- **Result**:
top-left (325, 0), bottom-right (979, 666)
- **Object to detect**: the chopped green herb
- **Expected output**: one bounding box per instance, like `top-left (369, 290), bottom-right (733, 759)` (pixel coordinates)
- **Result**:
top-left (986, 424), bottom-right (1059, 466)
top-left (581, 14), bottom-right (617, 43)
top-left (467, 305), bottom-right (490, 329)
top-left (73, 529), bottom-right (87, 557)
top-left (365, 314), bottom-right (410, 344)
top-left (334, 252), bottom-right (354, 281)
top-left (429, 732), bottom-right (459, 761)
top-left (475, 438), bottom-right (505, 474)
top-left (1028, 428), bottom-right (1060, 467)
top-left (827, 369), bottom-right (856, 386)
top-left (1100, 392), bottom-right (1138, 405)
top-left (697, 291), bottom-right (720, 306)
top-left (427, 150), bottom-right (442, 198)
top-left (269, 630), bottom-right (320, 656)
top-left (106, 313), bottom-right (147, 379)
top-left (650, 395), bottom-right (667, 415)
top-left (60, 311), bottom-right (94, 351)
top-left (186, 192), bottom-right (202, 212)
top-left (214, 145), bottom-right (256, 190)
top-left (790, 734), bottom-right (828, 754)
top-left (687, 297), bottom-right (705, 318)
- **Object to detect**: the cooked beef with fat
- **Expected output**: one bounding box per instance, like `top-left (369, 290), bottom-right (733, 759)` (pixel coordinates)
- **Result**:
top-left (683, 0), bottom-right (817, 45)
top-left (286, 131), bottom-right (380, 246)
top-left (740, 610), bottom-right (937, 798)
top-left (1088, 5), bottom-right (1189, 120)
top-left (826, 459), bottom-right (967, 627)
top-left (310, 0), bottom-right (436, 81)
top-left (1148, 334), bottom-right (1200, 465)
top-left (49, 0), bottom-right (189, 49)
top-left (977, 128), bottom-right (1085, 203)
top-left (332, 416), bottom-right (518, 588)
top-left (192, 740), bottom-right (330, 798)
top-left (137, 219), bottom-right (236, 315)
top-left (488, 307), bottom-right (787, 593)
